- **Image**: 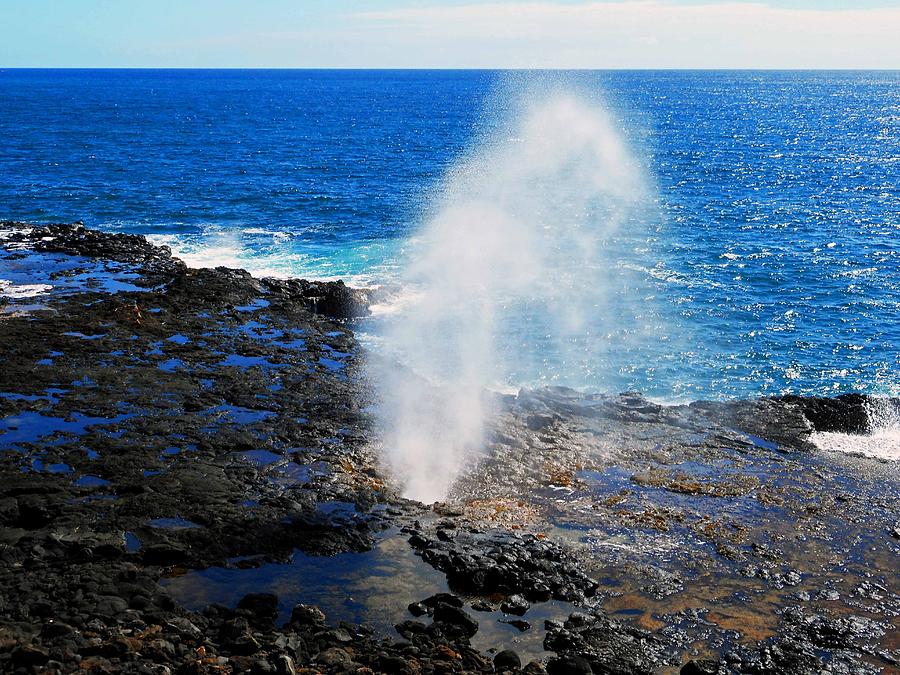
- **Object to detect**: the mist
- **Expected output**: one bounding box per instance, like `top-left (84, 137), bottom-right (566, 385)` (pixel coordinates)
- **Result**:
top-left (374, 87), bottom-right (651, 503)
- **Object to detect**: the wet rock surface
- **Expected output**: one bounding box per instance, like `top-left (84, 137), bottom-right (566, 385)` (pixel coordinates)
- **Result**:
top-left (1, 222), bottom-right (898, 673)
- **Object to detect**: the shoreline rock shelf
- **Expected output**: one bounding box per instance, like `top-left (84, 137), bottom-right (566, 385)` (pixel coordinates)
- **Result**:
top-left (0, 222), bottom-right (897, 674)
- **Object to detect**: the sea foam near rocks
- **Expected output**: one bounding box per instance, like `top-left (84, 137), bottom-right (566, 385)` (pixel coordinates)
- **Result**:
top-left (811, 398), bottom-right (900, 460)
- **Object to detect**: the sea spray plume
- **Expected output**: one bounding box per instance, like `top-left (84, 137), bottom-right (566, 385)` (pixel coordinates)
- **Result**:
top-left (377, 92), bottom-right (649, 503)
top-left (866, 397), bottom-right (900, 435)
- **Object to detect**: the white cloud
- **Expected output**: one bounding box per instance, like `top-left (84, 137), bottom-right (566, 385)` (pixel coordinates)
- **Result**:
top-left (343, 1), bottom-right (900, 68)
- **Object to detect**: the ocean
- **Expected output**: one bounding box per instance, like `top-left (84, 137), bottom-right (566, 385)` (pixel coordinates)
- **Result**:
top-left (1, 69), bottom-right (898, 401)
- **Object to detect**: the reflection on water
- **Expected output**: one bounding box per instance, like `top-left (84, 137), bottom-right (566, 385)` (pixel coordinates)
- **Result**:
top-left (163, 536), bottom-right (446, 630)
top-left (162, 534), bottom-right (579, 661)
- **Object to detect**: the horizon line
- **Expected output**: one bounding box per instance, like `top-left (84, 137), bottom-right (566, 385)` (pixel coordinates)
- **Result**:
top-left (3, 66), bottom-right (900, 72)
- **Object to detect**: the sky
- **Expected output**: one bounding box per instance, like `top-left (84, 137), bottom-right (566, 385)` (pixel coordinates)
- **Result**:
top-left (1, 0), bottom-right (899, 69)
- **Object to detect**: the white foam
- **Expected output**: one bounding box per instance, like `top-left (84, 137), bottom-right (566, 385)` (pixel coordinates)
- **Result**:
top-left (147, 229), bottom-right (397, 286)
top-left (0, 280), bottom-right (53, 299)
top-left (0, 227), bottom-right (32, 249)
top-left (148, 233), bottom-right (293, 278)
top-left (240, 228), bottom-right (279, 236)
top-left (811, 428), bottom-right (900, 461)
top-left (811, 398), bottom-right (900, 461)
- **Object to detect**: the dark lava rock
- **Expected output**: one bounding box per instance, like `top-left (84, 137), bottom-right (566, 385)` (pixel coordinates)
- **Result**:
top-left (494, 649), bottom-right (522, 671)
top-left (432, 603), bottom-right (479, 638)
top-left (11, 644), bottom-right (50, 668)
top-left (15, 497), bottom-right (53, 529)
top-left (780, 393), bottom-right (871, 434)
top-left (236, 592), bottom-right (278, 627)
top-left (289, 603), bottom-right (326, 627)
top-left (422, 592), bottom-right (464, 609)
top-left (544, 609), bottom-right (673, 674)
top-left (412, 529), bottom-right (597, 603)
top-left (142, 543), bottom-right (188, 566)
top-left (378, 653), bottom-right (415, 674)
top-left (501, 594), bottom-right (530, 616)
top-left (394, 619), bottom-right (428, 639)
top-left (546, 655), bottom-right (593, 675)
top-left (40, 620), bottom-right (75, 639)
top-left (680, 660), bottom-right (720, 675)
top-left (264, 277), bottom-right (370, 319)
top-left (24, 222), bottom-right (177, 265)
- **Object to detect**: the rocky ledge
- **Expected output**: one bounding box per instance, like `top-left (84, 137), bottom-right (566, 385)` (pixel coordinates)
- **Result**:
top-left (0, 222), bottom-right (897, 674)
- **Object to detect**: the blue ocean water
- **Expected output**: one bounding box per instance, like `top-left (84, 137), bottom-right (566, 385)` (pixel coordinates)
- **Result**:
top-left (1, 69), bottom-right (898, 400)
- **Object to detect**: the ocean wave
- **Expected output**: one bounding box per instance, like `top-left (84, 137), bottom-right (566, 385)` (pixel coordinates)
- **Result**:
top-left (146, 229), bottom-right (400, 288)
top-left (811, 428), bottom-right (900, 461)
top-left (148, 234), bottom-right (296, 278)
top-left (811, 398), bottom-right (900, 461)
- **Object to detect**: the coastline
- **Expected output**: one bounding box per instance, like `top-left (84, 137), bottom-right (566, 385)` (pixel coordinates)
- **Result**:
top-left (1, 222), bottom-right (897, 674)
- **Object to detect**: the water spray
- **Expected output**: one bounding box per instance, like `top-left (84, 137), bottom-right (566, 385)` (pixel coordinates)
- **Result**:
top-left (375, 89), bottom-right (650, 502)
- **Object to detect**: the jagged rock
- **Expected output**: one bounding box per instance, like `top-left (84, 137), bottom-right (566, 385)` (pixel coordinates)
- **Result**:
top-left (264, 278), bottom-right (370, 319)
top-left (780, 394), bottom-right (871, 434)
top-left (378, 654), bottom-right (414, 674)
top-left (544, 610), bottom-right (672, 674)
top-left (273, 654), bottom-right (297, 675)
top-left (289, 604), bottom-right (325, 627)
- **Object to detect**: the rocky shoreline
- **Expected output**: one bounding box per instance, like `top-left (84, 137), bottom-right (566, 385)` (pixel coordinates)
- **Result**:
top-left (1, 222), bottom-right (897, 674)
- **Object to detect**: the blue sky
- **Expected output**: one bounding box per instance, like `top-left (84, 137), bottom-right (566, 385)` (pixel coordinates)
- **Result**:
top-left (2, 1), bottom-right (899, 68)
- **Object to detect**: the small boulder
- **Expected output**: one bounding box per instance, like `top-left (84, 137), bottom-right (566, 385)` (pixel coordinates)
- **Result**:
top-left (501, 619), bottom-right (531, 632)
top-left (432, 603), bottom-right (479, 638)
top-left (422, 592), bottom-right (463, 608)
top-left (494, 649), bottom-right (522, 671)
top-left (378, 654), bottom-right (414, 674)
top-left (237, 593), bottom-right (279, 626)
top-left (546, 655), bottom-right (592, 675)
top-left (394, 620), bottom-right (428, 640)
top-left (501, 594), bottom-right (530, 616)
top-left (317, 647), bottom-right (353, 668)
top-left (680, 659), bottom-right (720, 675)
top-left (289, 603), bottom-right (325, 626)
top-left (522, 661), bottom-right (547, 674)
